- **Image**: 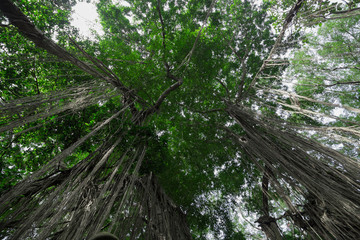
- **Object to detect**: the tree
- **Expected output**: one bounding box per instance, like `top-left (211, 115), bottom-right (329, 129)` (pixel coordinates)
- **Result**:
top-left (0, 0), bottom-right (359, 239)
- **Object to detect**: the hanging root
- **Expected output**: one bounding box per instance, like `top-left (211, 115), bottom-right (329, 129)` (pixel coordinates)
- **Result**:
top-left (0, 122), bottom-right (192, 240)
top-left (227, 104), bottom-right (360, 240)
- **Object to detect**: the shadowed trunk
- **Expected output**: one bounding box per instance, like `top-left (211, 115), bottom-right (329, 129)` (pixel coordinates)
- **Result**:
top-left (256, 165), bottom-right (283, 240)
top-left (227, 104), bottom-right (360, 240)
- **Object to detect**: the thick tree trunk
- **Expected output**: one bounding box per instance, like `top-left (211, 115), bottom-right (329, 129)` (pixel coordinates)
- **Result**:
top-left (256, 215), bottom-right (283, 240)
top-left (226, 104), bottom-right (360, 240)
top-left (256, 166), bottom-right (283, 240)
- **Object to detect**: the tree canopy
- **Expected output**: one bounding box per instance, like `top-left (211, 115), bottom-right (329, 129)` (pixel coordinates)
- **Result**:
top-left (0, 0), bottom-right (359, 239)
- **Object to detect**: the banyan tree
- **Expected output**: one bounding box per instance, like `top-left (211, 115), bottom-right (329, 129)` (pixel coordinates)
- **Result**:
top-left (0, 0), bottom-right (359, 239)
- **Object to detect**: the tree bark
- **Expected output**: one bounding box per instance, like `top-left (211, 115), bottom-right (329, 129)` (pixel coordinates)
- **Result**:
top-left (256, 165), bottom-right (283, 240)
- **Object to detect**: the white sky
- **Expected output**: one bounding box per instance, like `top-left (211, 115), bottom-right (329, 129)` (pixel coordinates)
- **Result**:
top-left (71, 1), bottom-right (103, 38)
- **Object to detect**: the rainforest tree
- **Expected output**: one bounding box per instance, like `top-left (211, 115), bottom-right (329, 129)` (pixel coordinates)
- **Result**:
top-left (0, 0), bottom-right (359, 239)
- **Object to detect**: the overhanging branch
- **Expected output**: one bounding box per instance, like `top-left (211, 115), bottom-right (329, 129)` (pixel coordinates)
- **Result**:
top-left (0, 0), bottom-right (130, 93)
top-left (141, 75), bottom-right (183, 120)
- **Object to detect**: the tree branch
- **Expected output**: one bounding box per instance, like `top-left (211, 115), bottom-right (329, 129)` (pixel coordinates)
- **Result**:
top-left (175, 0), bottom-right (217, 72)
top-left (139, 0), bottom-right (218, 119)
top-left (156, 0), bottom-right (170, 72)
top-left (329, 7), bottom-right (360, 15)
top-left (0, 0), bottom-right (129, 93)
top-left (236, 48), bottom-right (250, 101)
top-left (141, 75), bottom-right (183, 120)
top-left (241, 0), bottom-right (305, 100)
top-left (323, 81), bottom-right (360, 87)
top-left (262, 165), bottom-right (271, 217)
top-left (215, 78), bottom-right (230, 99)
top-left (321, 66), bottom-right (360, 71)
top-left (68, 37), bottom-right (119, 82)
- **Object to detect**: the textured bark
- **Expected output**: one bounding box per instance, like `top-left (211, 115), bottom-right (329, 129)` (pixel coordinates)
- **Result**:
top-left (0, 130), bottom-right (192, 240)
top-left (256, 216), bottom-right (283, 240)
top-left (227, 104), bottom-right (360, 240)
top-left (257, 166), bottom-right (283, 240)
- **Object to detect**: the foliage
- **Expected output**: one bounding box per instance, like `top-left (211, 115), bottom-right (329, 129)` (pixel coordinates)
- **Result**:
top-left (0, 0), bottom-right (359, 239)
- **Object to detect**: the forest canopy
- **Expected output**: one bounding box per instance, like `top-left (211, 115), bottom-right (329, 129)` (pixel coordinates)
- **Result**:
top-left (0, 0), bottom-right (359, 239)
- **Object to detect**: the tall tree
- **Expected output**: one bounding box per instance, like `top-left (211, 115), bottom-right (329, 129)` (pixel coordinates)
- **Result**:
top-left (0, 0), bottom-right (359, 239)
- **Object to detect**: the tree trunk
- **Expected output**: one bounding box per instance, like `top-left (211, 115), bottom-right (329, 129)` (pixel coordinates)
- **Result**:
top-left (226, 104), bottom-right (360, 239)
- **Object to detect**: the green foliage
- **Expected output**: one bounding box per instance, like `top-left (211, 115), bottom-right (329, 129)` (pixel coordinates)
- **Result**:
top-left (0, 0), bottom-right (277, 237)
top-left (287, 13), bottom-right (360, 157)
top-left (2, 0), bottom-right (358, 239)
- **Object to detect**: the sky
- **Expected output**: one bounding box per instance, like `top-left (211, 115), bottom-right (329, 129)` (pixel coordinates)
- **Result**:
top-left (71, 1), bottom-right (103, 38)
